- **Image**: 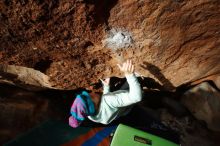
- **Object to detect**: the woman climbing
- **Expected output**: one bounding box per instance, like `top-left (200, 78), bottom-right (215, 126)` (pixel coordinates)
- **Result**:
top-left (69, 60), bottom-right (142, 127)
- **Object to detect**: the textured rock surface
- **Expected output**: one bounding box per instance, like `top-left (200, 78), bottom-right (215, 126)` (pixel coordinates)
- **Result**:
top-left (182, 82), bottom-right (220, 131)
top-left (0, 64), bottom-right (52, 90)
top-left (1, 0), bottom-right (220, 89)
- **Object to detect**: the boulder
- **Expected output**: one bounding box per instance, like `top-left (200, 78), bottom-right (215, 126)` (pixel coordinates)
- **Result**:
top-left (181, 82), bottom-right (220, 131)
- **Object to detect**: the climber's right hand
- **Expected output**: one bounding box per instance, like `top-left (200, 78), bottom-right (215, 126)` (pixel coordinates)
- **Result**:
top-left (117, 60), bottom-right (134, 76)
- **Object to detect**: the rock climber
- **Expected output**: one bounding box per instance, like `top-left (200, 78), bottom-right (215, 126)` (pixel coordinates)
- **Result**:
top-left (69, 60), bottom-right (142, 127)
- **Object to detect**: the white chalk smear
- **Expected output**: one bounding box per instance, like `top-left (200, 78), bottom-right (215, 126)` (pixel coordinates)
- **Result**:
top-left (102, 29), bottom-right (133, 50)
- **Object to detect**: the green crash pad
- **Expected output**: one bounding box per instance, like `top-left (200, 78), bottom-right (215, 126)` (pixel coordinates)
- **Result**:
top-left (110, 124), bottom-right (179, 146)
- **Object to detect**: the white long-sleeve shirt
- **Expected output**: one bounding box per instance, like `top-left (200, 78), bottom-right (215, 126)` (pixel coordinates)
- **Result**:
top-left (88, 74), bottom-right (142, 124)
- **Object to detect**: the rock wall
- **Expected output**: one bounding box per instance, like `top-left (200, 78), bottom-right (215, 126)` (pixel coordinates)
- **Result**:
top-left (1, 0), bottom-right (220, 89)
top-left (182, 82), bottom-right (220, 131)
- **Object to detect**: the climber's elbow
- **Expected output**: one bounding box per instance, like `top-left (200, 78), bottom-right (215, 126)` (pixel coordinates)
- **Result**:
top-left (129, 92), bottom-right (142, 104)
top-left (136, 93), bottom-right (142, 103)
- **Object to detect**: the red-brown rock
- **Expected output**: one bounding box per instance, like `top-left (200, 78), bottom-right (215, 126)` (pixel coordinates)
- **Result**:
top-left (0, 0), bottom-right (220, 90)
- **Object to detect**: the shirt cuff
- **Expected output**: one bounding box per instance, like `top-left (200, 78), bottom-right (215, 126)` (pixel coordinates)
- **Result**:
top-left (103, 85), bottom-right (110, 94)
top-left (125, 73), bottom-right (135, 79)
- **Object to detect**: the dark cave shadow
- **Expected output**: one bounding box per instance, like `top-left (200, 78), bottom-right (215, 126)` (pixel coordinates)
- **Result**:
top-left (0, 83), bottom-right (88, 144)
top-left (139, 62), bottom-right (190, 117)
top-left (90, 76), bottom-right (165, 92)
top-left (109, 76), bottom-right (166, 92)
top-left (33, 58), bottom-right (53, 73)
top-left (0, 83), bottom-right (86, 122)
top-left (141, 62), bottom-right (176, 91)
top-left (84, 0), bottom-right (118, 29)
top-left (177, 79), bottom-right (220, 94)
